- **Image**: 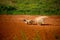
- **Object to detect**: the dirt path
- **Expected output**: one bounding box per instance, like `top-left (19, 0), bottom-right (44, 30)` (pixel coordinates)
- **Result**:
top-left (0, 15), bottom-right (60, 40)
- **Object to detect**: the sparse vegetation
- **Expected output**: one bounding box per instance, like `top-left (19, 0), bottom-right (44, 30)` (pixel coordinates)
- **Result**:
top-left (13, 35), bottom-right (18, 40)
top-left (32, 31), bottom-right (40, 40)
top-left (20, 30), bottom-right (27, 40)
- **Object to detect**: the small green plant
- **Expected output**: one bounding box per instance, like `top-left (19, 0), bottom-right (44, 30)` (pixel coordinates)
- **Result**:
top-left (20, 30), bottom-right (27, 40)
top-left (54, 34), bottom-right (60, 40)
top-left (32, 31), bottom-right (40, 40)
top-left (13, 35), bottom-right (18, 40)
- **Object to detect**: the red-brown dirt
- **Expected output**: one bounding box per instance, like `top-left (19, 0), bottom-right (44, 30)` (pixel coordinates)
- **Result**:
top-left (0, 15), bottom-right (60, 40)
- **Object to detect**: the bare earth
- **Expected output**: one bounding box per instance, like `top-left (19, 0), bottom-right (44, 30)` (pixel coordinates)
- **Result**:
top-left (0, 15), bottom-right (60, 40)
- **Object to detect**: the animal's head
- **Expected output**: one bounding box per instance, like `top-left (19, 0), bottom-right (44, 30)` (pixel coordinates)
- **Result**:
top-left (23, 19), bottom-right (33, 24)
top-left (23, 19), bottom-right (26, 22)
top-left (23, 19), bottom-right (27, 24)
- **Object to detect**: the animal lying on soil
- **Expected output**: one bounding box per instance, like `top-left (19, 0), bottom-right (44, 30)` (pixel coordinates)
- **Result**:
top-left (23, 16), bottom-right (48, 25)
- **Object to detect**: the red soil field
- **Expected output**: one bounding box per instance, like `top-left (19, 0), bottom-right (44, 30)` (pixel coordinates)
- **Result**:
top-left (0, 15), bottom-right (60, 40)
